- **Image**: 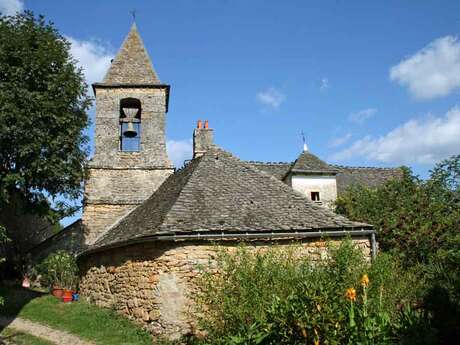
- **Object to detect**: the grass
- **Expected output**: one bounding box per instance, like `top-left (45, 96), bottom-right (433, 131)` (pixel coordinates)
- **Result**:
top-left (0, 286), bottom-right (153, 345)
top-left (0, 327), bottom-right (54, 345)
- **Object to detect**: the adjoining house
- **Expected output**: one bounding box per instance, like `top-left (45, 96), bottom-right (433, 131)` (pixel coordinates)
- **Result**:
top-left (32, 24), bottom-right (402, 338)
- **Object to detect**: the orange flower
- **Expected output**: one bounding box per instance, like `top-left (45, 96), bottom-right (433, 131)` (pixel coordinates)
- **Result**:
top-left (360, 274), bottom-right (370, 288)
top-left (301, 328), bottom-right (307, 338)
top-left (345, 287), bottom-right (356, 301)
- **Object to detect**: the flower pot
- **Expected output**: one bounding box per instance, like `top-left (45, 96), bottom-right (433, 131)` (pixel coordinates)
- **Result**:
top-left (62, 289), bottom-right (73, 303)
top-left (52, 287), bottom-right (64, 298)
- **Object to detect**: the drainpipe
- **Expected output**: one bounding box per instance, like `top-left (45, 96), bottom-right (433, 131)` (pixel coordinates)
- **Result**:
top-left (371, 232), bottom-right (377, 260)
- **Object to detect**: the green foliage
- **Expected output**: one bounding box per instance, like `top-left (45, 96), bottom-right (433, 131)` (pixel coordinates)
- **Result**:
top-left (336, 157), bottom-right (460, 266)
top-left (193, 241), bottom-right (419, 344)
top-left (0, 11), bottom-right (91, 219)
top-left (37, 250), bottom-right (78, 290)
top-left (336, 155), bottom-right (460, 343)
top-left (0, 224), bottom-right (10, 305)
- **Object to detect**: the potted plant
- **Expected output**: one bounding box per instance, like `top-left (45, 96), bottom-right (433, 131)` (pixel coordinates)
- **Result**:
top-left (38, 251), bottom-right (79, 300)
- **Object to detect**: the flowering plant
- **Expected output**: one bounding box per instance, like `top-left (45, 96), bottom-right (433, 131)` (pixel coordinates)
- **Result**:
top-left (38, 250), bottom-right (78, 290)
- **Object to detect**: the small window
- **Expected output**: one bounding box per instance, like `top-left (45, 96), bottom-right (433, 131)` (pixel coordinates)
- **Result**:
top-left (311, 192), bottom-right (320, 201)
top-left (119, 98), bottom-right (141, 152)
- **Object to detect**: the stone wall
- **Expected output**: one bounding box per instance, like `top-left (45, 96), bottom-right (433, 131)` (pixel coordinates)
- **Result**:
top-left (91, 87), bottom-right (172, 169)
top-left (79, 238), bottom-right (371, 340)
top-left (82, 85), bottom-right (175, 245)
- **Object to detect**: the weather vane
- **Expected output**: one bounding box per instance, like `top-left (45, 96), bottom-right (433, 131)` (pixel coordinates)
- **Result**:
top-left (301, 131), bottom-right (308, 152)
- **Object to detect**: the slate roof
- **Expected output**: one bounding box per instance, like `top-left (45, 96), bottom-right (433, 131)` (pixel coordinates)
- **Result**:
top-left (246, 153), bottom-right (402, 193)
top-left (245, 161), bottom-right (292, 180)
top-left (291, 151), bottom-right (339, 174)
top-left (333, 165), bottom-right (404, 194)
top-left (92, 147), bottom-right (370, 250)
top-left (101, 23), bottom-right (160, 85)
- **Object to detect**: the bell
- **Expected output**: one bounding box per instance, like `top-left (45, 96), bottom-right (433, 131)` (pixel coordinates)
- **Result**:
top-left (123, 121), bottom-right (137, 138)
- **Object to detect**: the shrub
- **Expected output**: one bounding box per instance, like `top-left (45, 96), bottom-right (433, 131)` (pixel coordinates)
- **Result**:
top-left (193, 240), bottom-right (419, 344)
top-left (38, 250), bottom-right (78, 290)
top-left (335, 155), bottom-right (460, 344)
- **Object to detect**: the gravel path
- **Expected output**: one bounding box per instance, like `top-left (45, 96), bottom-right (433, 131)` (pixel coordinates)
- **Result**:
top-left (0, 316), bottom-right (94, 345)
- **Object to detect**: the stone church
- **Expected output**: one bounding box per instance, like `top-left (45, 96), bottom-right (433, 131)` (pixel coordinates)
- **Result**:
top-left (32, 24), bottom-right (402, 339)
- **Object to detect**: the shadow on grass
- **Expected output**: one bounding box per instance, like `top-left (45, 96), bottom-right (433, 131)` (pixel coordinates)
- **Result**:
top-left (0, 285), bottom-right (46, 332)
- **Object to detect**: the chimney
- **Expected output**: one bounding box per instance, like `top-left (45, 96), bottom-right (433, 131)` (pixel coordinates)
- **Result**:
top-left (193, 119), bottom-right (214, 158)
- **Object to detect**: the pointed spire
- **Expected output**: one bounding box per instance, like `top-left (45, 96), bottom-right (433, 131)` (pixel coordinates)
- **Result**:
top-left (102, 23), bottom-right (160, 84)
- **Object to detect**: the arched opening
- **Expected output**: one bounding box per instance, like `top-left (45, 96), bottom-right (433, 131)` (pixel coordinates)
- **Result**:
top-left (119, 98), bottom-right (141, 152)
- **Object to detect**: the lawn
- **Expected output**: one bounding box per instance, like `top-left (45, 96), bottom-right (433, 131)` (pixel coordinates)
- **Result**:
top-left (0, 327), bottom-right (54, 345)
top-left (0, 286), bottom-right (153, 345)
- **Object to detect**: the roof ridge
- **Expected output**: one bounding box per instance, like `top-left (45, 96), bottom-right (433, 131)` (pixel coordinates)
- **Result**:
top-left (210, 147), bottom-right (354, 220)
top-left (332, 164), bottom-right (401, 171)
top-left (93, 157), bottom-right (202, 246)
top-left (245, 160), bottom-right (293, 165)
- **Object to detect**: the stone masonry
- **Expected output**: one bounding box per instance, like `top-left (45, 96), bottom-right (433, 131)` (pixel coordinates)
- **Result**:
top-left (79, 238), bottom-right (371, 339)
top-left (82, 25), bottom-right (174, 245)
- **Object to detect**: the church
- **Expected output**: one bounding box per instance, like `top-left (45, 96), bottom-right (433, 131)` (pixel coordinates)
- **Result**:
top-left (33, 24), bottom-right (402, 339)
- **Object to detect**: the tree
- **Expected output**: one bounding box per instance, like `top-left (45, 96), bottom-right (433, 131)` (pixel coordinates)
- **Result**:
top-left (0, 11), bottom-right (91, 222)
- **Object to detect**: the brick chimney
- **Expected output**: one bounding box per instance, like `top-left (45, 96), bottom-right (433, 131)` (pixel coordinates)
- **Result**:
top-left (193, 119), bottom-right (214, 158)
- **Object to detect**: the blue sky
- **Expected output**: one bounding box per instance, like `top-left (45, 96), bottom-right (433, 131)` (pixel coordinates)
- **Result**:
top-left (2, 0), bottom-right (460, 224)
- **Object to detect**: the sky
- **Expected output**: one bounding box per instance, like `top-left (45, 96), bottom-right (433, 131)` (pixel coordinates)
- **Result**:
top-left (1, 0), bottom-right (460, 225)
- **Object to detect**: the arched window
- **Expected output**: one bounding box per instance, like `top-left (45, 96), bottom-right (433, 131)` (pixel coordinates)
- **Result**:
top-left (119, 98), bottom-right (141, 152)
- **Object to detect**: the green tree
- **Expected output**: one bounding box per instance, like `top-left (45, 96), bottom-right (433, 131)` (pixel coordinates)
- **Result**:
top-left (0, 225), bottom-right (10, 304)
top-left (336, 155), bottom-right (460, 343)
top-left (335, 158), bottom-right (460, 265)
top-left (0, 11), bottom-right (91, 221)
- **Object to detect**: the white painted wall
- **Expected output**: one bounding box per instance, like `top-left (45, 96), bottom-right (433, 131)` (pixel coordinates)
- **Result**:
top-left (290, 174), bottom-right (337, 208)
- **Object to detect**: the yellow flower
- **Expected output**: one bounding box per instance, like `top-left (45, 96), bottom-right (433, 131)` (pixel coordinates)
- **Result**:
top-left (360, 274), bottom-right (370, 287)
top-left (345, 287), bottom-right (356, 301)
top-left (314, 328), bottom-right (320, 345)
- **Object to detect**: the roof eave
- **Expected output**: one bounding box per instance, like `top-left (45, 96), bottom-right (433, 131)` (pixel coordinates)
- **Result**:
top-left (78, 226), bottom-right (375, 258)
top-left (92, 83), bottom-right (171, 112)
top-left (290, 169), bottom-right (339, 175)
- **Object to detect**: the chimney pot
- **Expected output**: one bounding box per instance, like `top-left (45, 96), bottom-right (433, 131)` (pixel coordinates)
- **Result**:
top-left (193, 120), bottom-right (214, 158)
top-left (197, 120), bottom-right (203, 129)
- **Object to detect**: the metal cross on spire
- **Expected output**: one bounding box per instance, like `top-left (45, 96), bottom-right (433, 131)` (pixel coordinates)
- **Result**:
top-left (130, 9), bottom-right (136, 23)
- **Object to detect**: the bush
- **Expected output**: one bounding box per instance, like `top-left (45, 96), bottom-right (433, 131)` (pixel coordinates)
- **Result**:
top-left (192, 240), bottom-right (420, 345)
top-left (336, 155), bottom-right (460, 344)
top-left (38, 250), bottom-right (78, 290)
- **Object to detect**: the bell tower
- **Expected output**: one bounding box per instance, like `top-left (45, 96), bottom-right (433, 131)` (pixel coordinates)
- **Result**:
top-left (82, 24), bottom-right (174, 245)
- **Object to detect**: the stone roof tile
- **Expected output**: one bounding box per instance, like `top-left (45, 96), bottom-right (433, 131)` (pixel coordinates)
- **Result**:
top-left (291, 151), bottom-right (338, 174)
top-left (333, 165), bottom-right (404, 194)
top-left (102, 23), bottom-right (160, 85)
top-left (93, 147), bottom-right (370, 249)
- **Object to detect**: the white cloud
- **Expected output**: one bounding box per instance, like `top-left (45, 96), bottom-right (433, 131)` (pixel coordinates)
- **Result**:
top-left (0, 0), bottom-right (23, 15)
top-left (167, 139), bottom-right (193, 168)
top-left (349, 108), bottom-right (377, 124)
top-left (332, 107), bottom-right (460, 165)
top-left (390, 36), bottom-right (460, 100)
top-left (66, 36), bottom-right (113, 86)
top-left (329, 133), bottom-right (352, 148)
top-left (320, 78), bottom-right (329, 91)
top-left (256, 87), bottom-right (286, 109)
